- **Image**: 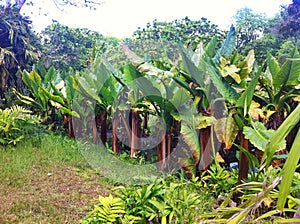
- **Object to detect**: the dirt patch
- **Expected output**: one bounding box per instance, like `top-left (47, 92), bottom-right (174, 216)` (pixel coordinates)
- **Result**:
top-left (0, 166), bottom-right (112, 224)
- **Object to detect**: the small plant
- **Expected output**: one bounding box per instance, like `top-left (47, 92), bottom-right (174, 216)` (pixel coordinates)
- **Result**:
top-left (82, 195), bottom-right (125, 223)
top-left (0, 105), bottom-right (41, 145)
top-left (201, 163), bottom-right (238, 197)
top-left (83, 175), bottom-right (214, 224)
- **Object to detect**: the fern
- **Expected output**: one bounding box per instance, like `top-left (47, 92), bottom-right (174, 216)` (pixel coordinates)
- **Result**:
top-left (0, 105), bottom-right (40, 145)
top-left (82, 195), bottom-right (125, 223)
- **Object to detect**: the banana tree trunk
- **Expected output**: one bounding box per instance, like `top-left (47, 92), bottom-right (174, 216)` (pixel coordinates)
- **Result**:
top-left (142, 112), bottom-right (148, 136)
top-left (92, 115), bottom-right (98, 144)
top-left (166, 133), bottom-right (172, 170)
top-left (158, 133), bottom-right (166, 170)
top-left (238, 131), bottom-right (249, 184)
top-left (199, 127), bottom-right (211, 171)
top-left (100, 111), bottom-right (107, 145)
top-left (130, 109), bottom-right (141, 157)
top-left (67, 114), bottom-right (75, 139)
top-left (112, 117), bottom-right (119, 154)
top-left (86, 114), bottom-right (98, 144)
top-left (75, 118), bottom-right (83, 138)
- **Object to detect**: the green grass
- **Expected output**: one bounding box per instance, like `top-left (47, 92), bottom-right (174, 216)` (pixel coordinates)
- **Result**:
top-left (0, 134), bottom-right (112, 223)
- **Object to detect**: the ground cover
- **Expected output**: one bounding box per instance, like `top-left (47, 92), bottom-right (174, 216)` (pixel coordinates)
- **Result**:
top-left (0, 134), bottom-right (112, 223)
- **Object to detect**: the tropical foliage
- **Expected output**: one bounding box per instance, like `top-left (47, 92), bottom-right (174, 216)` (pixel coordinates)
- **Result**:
top-left (1, 1), bottom-right (300, 223)
top-left (0, 105), bottom-right (41, 145)
top-left (0, 5), bottom-right (39, 100)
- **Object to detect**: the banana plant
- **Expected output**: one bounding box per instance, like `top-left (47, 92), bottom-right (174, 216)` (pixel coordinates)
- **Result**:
top-left (122, 44), bottom-right (216, 174)
top-left (177, 26), bottom-right (262, 182)
top-left (13, 64), bottom-right (79, 137)
top-left (74, 56), bottom-right (120, 144)
top-left (256, 48), bottom-right (300, 151)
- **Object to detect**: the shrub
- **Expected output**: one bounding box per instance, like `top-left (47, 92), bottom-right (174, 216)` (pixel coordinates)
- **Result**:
top-left (82, 176), bottom-right (214, 224)
top-left (0, 105), bottom-right (41, 145)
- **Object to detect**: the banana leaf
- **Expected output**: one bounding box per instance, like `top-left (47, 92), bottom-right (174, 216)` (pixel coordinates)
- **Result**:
top-left (274, 48), bottom-right (300, 96)
top-left (278, 128), bottom-right (300, 210)
top-left (235, 69), bottom-right (261, 117)
top-left (263, 104), bottom-right (300, 167)
top-left (214, 113), bottom-right (239, 150)
top-left (212, 25), bottom-right (236, 65)
top-left (243, 121), bottom-right (286, 152)
top-left (200, 59), bottom-right (239, 104)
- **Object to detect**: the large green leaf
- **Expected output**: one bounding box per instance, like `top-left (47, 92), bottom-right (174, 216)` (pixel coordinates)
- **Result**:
top-left (12, 88), bottom-right (43, 110)
top-left (236, 69), bottom-right (261, 117)
top-left (59, 106), bottom-right (80, 118)
top-left (277, 129), bottom-right (300, 210)
top-left (22, 70), bottom-right (40, 96)
top-left (76, 76), bottom-right (103, 105)
top-left (170, 88), bottom-right (191, 109)
top-left (204, 36), bottom-right (218, 58)
top-left (263, 104), bottom-right (300, 167)
top-left (65, 75), bottom-right (75, 102)
top-left (200, 59), bottom-right (239, 104)
top-left (267, 53), bottom-right (280, 82)
top-left (179, 46), bottom-right (205, 88)
top-left (273, 48), bottom-right (300, 94)
top-left (212, 25), bottom-right (236, 65)
top-left (44, 66), bottom-right (56, 84)
top-left (41, 87), bottom-right (65, 105)
top-left (243, 121), bottom-right (286, 152)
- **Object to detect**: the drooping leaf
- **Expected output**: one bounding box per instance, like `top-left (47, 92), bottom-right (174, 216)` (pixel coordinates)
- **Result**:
top-left (12, 88), bottom-right (43, 109)
top-left (181, 121), bottom-right (201, 166)
top-left (59, 106), bottom-right (80, 118)
top-left (195, 114), bottom-right (215, 129)
top-left (76, 76), bottom-right (103, 105)
top-left (214, 112), bottom-right (239, 150)
top-left (243, 121), bottom-right (286, 152)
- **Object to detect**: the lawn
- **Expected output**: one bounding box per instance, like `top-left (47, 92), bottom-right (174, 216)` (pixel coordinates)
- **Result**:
top-left (0, 134), bottom-right (112, 223)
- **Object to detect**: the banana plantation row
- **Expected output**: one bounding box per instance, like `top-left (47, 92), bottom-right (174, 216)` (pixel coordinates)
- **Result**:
top-left (10, 25), bottom-right (300, 190)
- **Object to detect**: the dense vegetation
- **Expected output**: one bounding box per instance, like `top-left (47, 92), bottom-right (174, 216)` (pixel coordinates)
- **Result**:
top-left (1, 0), bottom-right (300, 223)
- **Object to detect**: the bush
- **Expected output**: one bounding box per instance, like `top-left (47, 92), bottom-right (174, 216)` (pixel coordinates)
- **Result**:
top-left (82, 175), bottom-right (214, 224)
top-left (0, 105), bottom-right (41, 145)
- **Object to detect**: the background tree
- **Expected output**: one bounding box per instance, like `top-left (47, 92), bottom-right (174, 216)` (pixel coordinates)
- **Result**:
top-left (274, 0), bottom-right (300, 43)
top-left (133, 17), bottom-right (224, 49)
top-left (40, 21), bottom-right (104, 71)
top-left (2, 0), bottom-right (103, 10)
top-left (233, 7), bottom-right (268, 54)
